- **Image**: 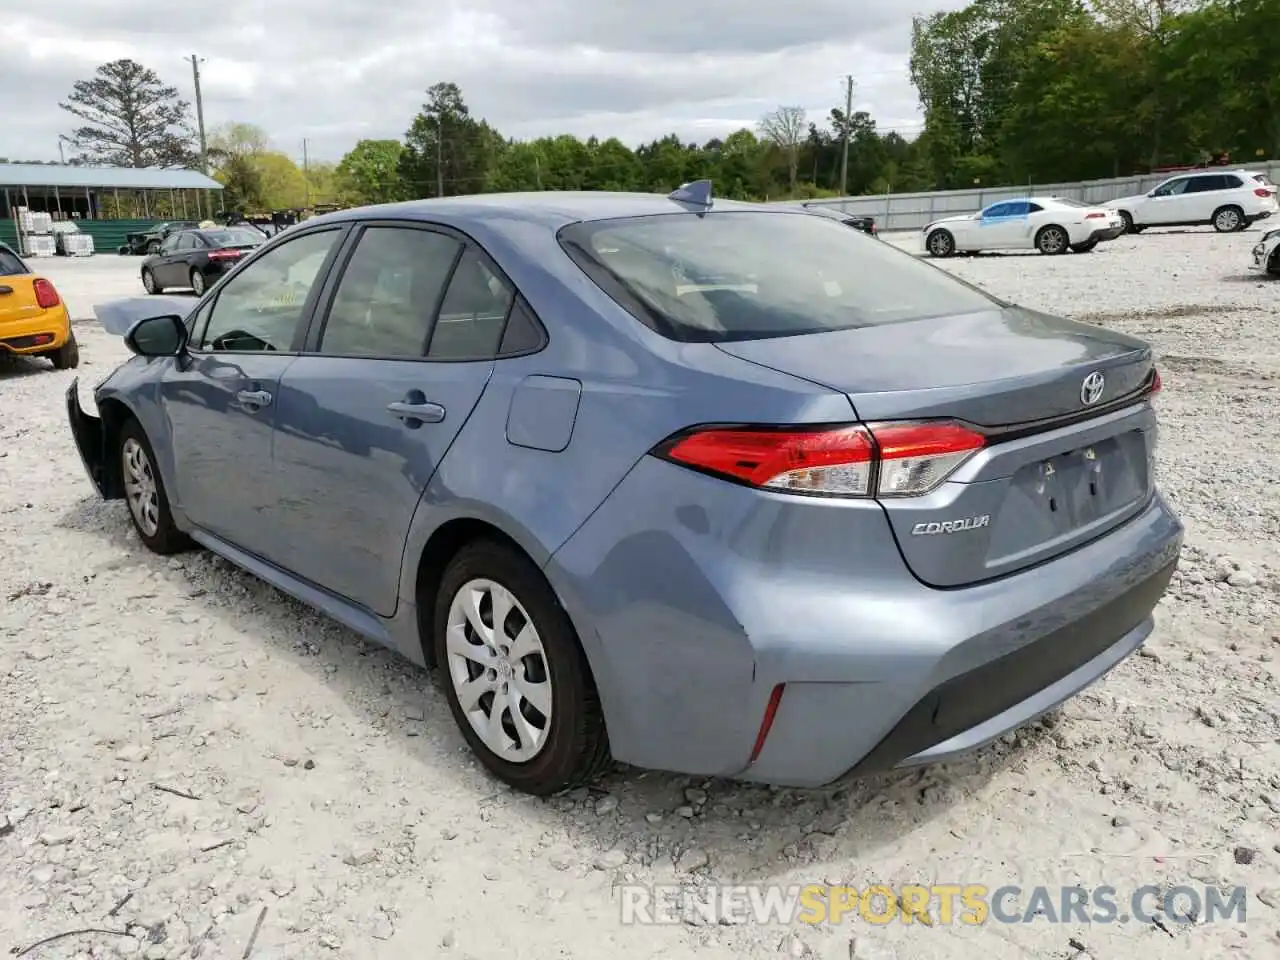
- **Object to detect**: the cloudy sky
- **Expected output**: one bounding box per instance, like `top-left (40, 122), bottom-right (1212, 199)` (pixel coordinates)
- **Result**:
top-left (3, 0), bottom-right (968, 165)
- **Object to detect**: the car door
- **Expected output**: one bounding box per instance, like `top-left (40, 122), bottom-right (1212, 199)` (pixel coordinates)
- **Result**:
top-left (1182, 174), bottom-right (1225, 222)
top-left (1143, 176), bottom-right (1191, 224)
top-left (270, 222), bottom-right (511, 615)
top-left (159, 226), bottom-right (348, 558)
top-left (974, 202), bottom-right (1025, 248)
top-left (153, 233), bottom-right (185, 287)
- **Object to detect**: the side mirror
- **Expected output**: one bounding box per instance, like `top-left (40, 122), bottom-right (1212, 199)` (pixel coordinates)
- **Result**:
top-left (125, 314), bottom-right (188, 357)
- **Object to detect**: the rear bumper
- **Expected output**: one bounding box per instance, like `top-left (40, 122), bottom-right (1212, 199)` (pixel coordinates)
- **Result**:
top-left (548, 455), bottom-right (1183, 787)
top-left (66, 379), bottom-right (111, 497)
top-left (1246, 209), bottom-right (1275, 225)
top-left (1090, 224), bottom-right (1126, 242)
top-left (0, 306), bottom-right (71, 354)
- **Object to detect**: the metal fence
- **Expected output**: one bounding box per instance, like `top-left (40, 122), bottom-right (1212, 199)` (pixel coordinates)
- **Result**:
top-left (797, 161), bottom-right (1280, 233)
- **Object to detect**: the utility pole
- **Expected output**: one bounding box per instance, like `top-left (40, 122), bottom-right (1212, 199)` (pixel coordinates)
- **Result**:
top-left (188, 55), bottom-right (208, 174)
top-left (302, 138), bottom-right (311, 207)
top-left (839, 74), bottom-right (854, 197)
top-left (435, 115), bottom-right (444, 198)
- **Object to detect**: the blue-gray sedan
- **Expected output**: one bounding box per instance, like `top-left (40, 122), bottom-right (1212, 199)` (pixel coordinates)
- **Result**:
top-left (66, 185), bottom-right (1182, 795)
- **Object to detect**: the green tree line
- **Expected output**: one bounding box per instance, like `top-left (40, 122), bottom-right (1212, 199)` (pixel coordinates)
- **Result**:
top-left (911, 0), bottom-right (1278, 188)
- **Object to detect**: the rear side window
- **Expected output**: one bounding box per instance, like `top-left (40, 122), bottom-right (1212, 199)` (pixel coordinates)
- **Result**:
top-left (0, 247), bottom-right (27, 276)
top-left (1221, 174), bottom-right (1243, 188)
top-left (1186, 175), bottom-right (1224, 192)
top-left (559, 211), bottom-right (996, 343)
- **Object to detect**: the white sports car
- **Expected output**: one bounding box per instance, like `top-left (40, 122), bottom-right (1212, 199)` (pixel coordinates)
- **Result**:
top-left (1249, 226), bottom-right (1280, 275)
top-left (921, 197), bottom-right (1126, 258)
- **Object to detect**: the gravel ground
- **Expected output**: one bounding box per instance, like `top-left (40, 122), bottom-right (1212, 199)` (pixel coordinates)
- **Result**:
top-left (2, 231), bottom-right (1279, 960)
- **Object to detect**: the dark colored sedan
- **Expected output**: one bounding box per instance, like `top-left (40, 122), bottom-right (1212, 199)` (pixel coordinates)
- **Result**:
top-left (799, 203), bottom-right (878, 236)
top-left (140, 227), bottom-right (266, 297)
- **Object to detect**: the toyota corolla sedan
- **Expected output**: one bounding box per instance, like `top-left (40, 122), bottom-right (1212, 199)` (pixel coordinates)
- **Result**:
top-left (65, 185), bottom-right (1182, 796)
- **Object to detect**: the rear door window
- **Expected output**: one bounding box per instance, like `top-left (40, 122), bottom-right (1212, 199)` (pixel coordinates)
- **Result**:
top-left (317, 226), bottom-right (461, 358)
top-left (428, 249), bottom-right (516, 360)
top-left (559, 211), bottom-right (997, 343)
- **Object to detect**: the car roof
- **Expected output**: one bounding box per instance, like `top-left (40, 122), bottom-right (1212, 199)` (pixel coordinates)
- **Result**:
top-left (302, 191), bottom-right (786, 233)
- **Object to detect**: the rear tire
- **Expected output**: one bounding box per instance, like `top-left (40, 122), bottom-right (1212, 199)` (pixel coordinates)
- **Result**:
top-left (1213, 205), bottom-right (1244, 233)
top-left (118, 418), bottom-right (192, 555)
top-left (433, 539), bottom-right (611, 795)
top-left (926, 229), bottom-right (955, 258)
top-left (142, 268), bottom-right (161, 294)
top-left (49, 332), bottom-right (80, 370)
top-left (1035, 225), bottom-right (1070, 255)
top-left (190, 269), bottom-right (207, 296)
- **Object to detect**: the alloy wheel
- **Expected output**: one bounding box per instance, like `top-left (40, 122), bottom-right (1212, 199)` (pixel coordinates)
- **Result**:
top-left (122, 437), bottom-right (160, 537)
top-left (445, 578), bottom-right (553, 762)
top-left (1039, 227), bottom-right (1067, 254)
top-left (1215, 208), bottom-right (1242, 232)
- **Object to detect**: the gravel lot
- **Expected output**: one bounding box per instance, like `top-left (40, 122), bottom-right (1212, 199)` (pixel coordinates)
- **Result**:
top-left (2, 230), bottom-right (1279, 960)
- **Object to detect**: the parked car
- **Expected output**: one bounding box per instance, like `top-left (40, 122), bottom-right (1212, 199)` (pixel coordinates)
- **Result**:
top-left (923, 197), bottom-right (1125, 257)
top-left (0, 240), bottom-right (79, 369)
top-left (799, 203), bottom-right (879, 236)
top-left (141, 227), bottom-right (267, 296)
top-left (1249, 225), bottom-right (1280, 276)
top-left (66, 185), bottom-right (1181, 796)
top-left (117, 221), bottom-right (200, 256)
top-left (1105, 170), bottom-right (1278, 234)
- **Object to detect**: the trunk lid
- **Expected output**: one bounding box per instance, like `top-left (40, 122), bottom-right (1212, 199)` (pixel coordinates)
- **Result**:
top-left (0, 275), bottom-right (47, 327)
top-left (716, 307), bottom-right (1159, 587)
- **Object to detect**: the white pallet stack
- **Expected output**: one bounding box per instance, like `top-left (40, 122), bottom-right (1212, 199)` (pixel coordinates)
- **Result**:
top-left (61, 233), bottom-right (95, 257)
top-left (23, 235), bottom-right (56, 257)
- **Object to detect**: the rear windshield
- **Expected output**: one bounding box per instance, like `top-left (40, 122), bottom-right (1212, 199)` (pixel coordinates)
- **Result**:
top-left (0, 247), bottom-right (27, 276)
top-left (558, 211), bottom-right (996, 342)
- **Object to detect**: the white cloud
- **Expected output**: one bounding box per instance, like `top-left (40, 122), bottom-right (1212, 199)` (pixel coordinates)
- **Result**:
top-left (0, 0), bottom-right (966, 164)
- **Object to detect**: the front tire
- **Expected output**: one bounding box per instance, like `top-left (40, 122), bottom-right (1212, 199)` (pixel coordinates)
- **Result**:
top-left (118, 418), bottom-right (191, 555)
top-left (433, 540), bottom-right (611, 795)
top-left (142, 268), bottom-right (160, 294)
top-left (1036, 224), bottom-right (1070, 255)
top-left (1213, 205), bottom-right (1244, 233)
top-left (49, 332), bottom-right (80, 370)
top-left (1118, 210), bottom-right (1136, 234)
top-left (926, 229), bottom-right (955, 258)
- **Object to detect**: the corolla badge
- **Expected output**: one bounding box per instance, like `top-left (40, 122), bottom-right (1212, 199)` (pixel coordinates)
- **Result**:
top-left (1080, 371), bottom-right (1105, 406)
top-left (911, 515), bottom-right (991, 536)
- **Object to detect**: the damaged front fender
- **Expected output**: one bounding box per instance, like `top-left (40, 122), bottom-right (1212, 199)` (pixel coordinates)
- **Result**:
top-left (66, 378), bottom-right (115, 499)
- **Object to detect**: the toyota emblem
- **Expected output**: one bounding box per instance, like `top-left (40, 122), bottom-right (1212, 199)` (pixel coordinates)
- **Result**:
top-left (1080, 371), bottom-right (1105, 406)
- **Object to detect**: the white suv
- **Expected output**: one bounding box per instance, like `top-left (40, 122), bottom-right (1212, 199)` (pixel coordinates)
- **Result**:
top-left (1105, 170), bottom-right (1277, 234)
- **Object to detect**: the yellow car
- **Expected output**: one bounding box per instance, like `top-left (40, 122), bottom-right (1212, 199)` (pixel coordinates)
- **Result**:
top-left (0, 241), bottom-right (79, 369)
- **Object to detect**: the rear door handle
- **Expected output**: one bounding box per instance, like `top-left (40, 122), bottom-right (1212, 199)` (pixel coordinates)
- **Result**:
top-left (387, 400), bottom-right (445, 425)
top-left (0, 285), bottom-right (12, 295)
top-left (236, 389), bottom-right (273, 408)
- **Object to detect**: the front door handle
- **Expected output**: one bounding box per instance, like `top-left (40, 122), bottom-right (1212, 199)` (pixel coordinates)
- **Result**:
top-left (0, 285), bottom-right (12, 295)
top-left (387, 399), bottom-right (445, 425)
top-left (236, 389), bottom-right (273, 408)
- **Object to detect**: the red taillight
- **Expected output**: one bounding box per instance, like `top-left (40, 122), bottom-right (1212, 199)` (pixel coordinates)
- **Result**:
top-left (748, 684), bottom-right (785, 764)
top-left (207, 248), bottom-right (242, 261)
top-left (655, 420), bottom-right (986, 498)
top-left (1085, 212), bottom-right (1107, 219)
top-left (1149, 368), bottom-right (1162, 394)
top-left (33, 278), bottom-right (60, 309)
top-left (1255, 187), bottom-right (1273, 198)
